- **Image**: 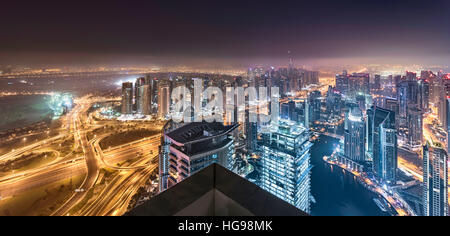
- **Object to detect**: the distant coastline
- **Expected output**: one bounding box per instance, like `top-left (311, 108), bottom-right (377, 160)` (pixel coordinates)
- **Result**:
top-left (0, 95), bottom-right (52, 132)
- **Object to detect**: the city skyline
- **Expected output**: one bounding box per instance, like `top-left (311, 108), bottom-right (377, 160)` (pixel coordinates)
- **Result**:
top-left (1, 0), bottom-right (450, 220)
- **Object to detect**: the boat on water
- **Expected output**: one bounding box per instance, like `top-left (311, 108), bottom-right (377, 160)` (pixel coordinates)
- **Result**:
top-left (310, 195), bottom-right (317, 204)
top-left (373, 197), bottom-right (388, 212)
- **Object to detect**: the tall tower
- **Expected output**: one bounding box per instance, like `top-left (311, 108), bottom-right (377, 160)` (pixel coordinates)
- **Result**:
top-left (397, 80), bottom-right (422, 148)
top-left (423, 142), bottom-right (448, 216)
top-left (161, 122), bottom-right (239, 191)
top-left (158, 81), bottom-right (171, 119)
top-left (446, 99), bottom-right (450, 155)
top-left (121, 82), bottom-right (133, 115)
top-left (260, 120), bottom-right (312, 213)
top-left (344, 107), bottom-right (366, 163)
top-left (245, 109), bottom-right (258, 152)
top-left (418, 79), bottom-right (430, 112)
top-left (371, 106), bottom-right (397, 184)
top-left (139, 84), bottom-right (151, 115)
top-left (135, 77), bottom-right (146, 113)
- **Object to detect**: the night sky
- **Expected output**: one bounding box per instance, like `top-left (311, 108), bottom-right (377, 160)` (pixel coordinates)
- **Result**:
top-left (1, 0), bottom-right (449, 67)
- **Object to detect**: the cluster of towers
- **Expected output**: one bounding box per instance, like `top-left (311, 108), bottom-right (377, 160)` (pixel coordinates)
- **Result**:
top-left (121, 76), bottom-right (170, 118)
top-left (336, 70), bottom-right (449, 216)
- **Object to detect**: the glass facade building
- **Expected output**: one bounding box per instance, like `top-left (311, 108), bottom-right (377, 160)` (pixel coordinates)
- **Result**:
top-left (159, 122), bottom-right (239, 192)
top-left (369, 106), bottom-right (397, 184)
top-left (344, 107), bottom-right (366, 163)
top-left (121, 82), bottom-right (133, 115)
top-left (260, 120), bottom-right (312, 213)
top-left (423, 142), bottom-right (448, 216)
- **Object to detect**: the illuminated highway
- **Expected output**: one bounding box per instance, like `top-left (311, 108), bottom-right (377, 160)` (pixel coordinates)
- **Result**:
top-left (400, 107), bottom-right (450, 197)
top-left (52, 101), bottom-right (101, 216)
top-left (0, 96), bottom-right (162, 216)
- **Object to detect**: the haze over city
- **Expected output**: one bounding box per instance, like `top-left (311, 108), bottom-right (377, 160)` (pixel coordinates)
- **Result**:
top-left (0, 0), bottom-right (449, 221)
top-left (1, 0), bottom-right (450, 68)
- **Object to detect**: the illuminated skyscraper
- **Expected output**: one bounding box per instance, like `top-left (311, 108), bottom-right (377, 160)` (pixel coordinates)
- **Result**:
top-left (384, 97), bottom-right (399, 128)
top-left (303, 70), bottom-right (319, 86)
top-left (423, 142), bottom-right (448, 216)
top-left (373, 74), bottom-right (381, 90)
top-left (447, 99), bottom-right (450, 155)
top-left (139, 84), bottom-right (151, 115)
top-left (281, 103), bottom-right (291, 120)
top-left (348, 73), bottom-right (370, 97)
top-left (307, 91), bottom-right (321, 126)
top-left (135, 77), bottom-right (152, 115)
top-left (397, 80), bottom-right (423, 148)
top-left (121, 82), bottom-right (133, 115)
top-left (406, 71), bottom-right (417, 81)
top-left (335, 71), bottom-right (370, 98)
top-left (159, 121), bottom-right (179, 192)
top-left (335, 70), bottom-right (349, 95)
top-left (370, 107), bottom-right (397, 184)
top-left (135, 77), bottom-right (145, 112)
top-left (418, 79), bottom-right (430, 112)
top-left (344, 107), bottom-right (366, 163)
top-left (406, 106), bottom-right (423, 148)
top-left (158, 81), bottom-right (171, 119)
top-left (397, 80), bottom-right (420, 125)
top-left (260, 120), bottom-right (312, 213)
top-left (160, 122), bottom-right (238, 191)
top-left (245, 109), bottom-right (258, 152)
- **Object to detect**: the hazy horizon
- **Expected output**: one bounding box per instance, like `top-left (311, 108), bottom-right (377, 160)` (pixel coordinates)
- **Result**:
top-left (1, 0), bottom-right (449, 69)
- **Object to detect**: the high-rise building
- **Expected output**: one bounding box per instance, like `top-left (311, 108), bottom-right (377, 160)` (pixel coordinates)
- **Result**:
top-left (423, 142), bottom-right (448, 216)
top-left (384, 97), bottom-right (399, 128)
top-left (135, 77), bottom-right (153, 115)
top-left (335, 71), bottom-right (370, 98)
top-left (421, 70), bottom-right (434, 81)
top-left (158, 81), bottom-right (171, 119)
top-left (438, 84), bottom-right (447, 127)
top-left (344, 107), bottom-right (366, 163)
top-left (135, 77), bottom-right (146, 112)
top-left (373, 74), bottom-right (381, 90)
top-left (260, 120), bottom-right (312, 213)
top-left (325, 86), bottom-right (342, 118)
top-left (406, 106), bottom-right (423, 148)
top-left (281, 103), bottom-right (291, 120)
top-left (348, 73), bottom-right (370, 97)
top-left (370, 107), bottom-right (397, 184)
top-left (121, 82), bottom-right (133, 115)
top-left (293, 98), bottom-right (308, 128)
top-left (406, 71), bottom-right (417, 81)
top-left (447, 99), bottom-right (450, 155)
top-left (159, 121), bottom-right (181, 192)
top-left (442, 73), bottom-right (450, 97)
top-left (429, 73), bottom-right (440, 105)
top-left (307, 91), bottom-right (321, 126)
top-left (139, 84), bottom-right (151, 115)
top-left (335, 70), bottom-right (349, 95)
top-left (245, 109), bottom-right (258, 152)
top-left (396, 79), bottom-right (423, 149)
top-left (288, 101), bottom-right (296, 121)
top-left (356, 94), bottom-right (366, 113)
top-left (303, 70), bottom-right (319, 86)
top-left (394, 75), bottom-right (403, 88)
top-left (160, 122), bottom-right (239, 191)
top-left (366, 107), bottom-right (374, 160)
top-left (397, 80), bottom-right (420, 125)
top-left (418, 79), bottom-right (430, 112)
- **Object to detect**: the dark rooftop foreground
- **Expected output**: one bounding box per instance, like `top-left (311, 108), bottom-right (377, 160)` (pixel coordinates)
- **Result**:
top-left (165, 122), bottom-right (239, 145)
top-left (125, 164), bottom-right (309, 216)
